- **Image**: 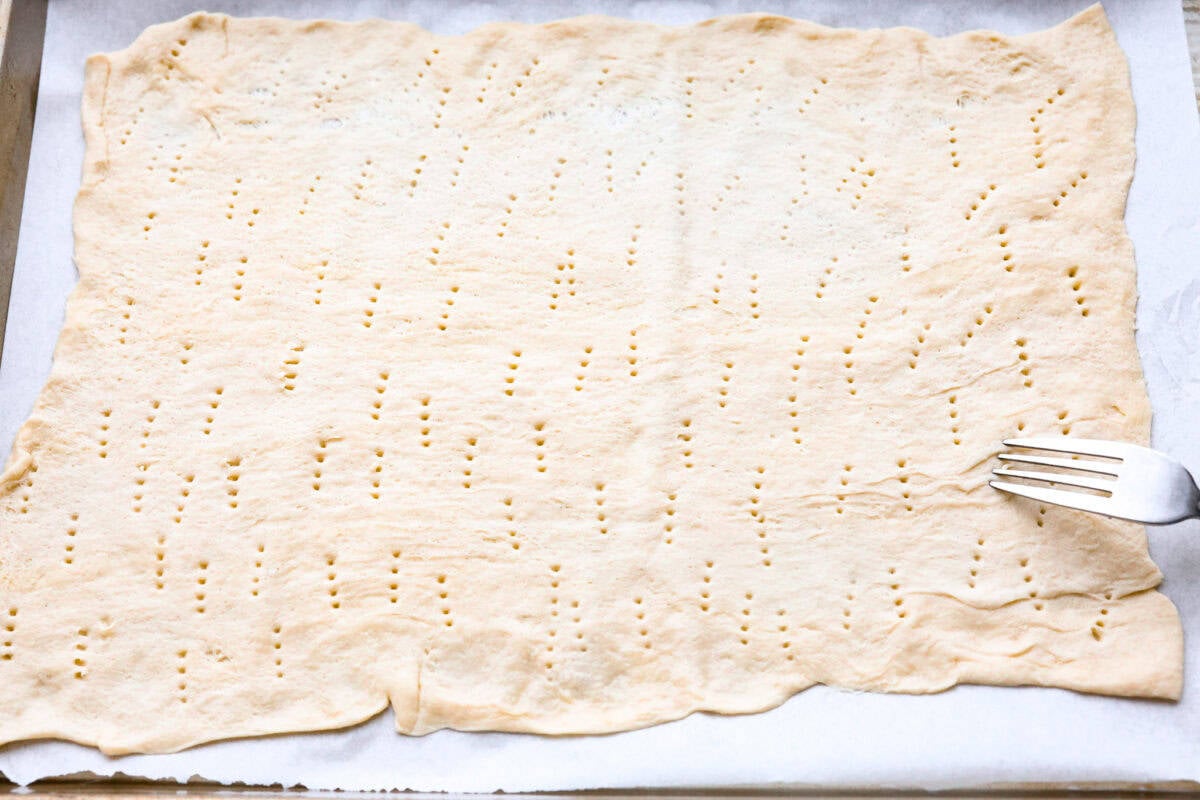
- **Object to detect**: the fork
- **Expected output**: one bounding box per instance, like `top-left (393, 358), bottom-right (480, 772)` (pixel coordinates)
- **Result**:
top-left (989, 437), bottom-right (1200, 524)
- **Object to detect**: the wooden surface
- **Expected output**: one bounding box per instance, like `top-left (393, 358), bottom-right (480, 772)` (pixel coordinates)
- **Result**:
top-left (0, 0), bottom-right (47, 358)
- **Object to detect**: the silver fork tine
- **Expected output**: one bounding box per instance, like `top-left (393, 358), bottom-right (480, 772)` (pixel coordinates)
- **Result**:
top-left (991, 467), bottom-right (1114, 493)
top-left (994, 437), bottom-right (1200, 524)
top-left (1002, 437), bottom-right (1127, 459)
top-left (997, 452), bottom-right (1120, 475)
top-left (989, 479), bottom-right (1117, 516)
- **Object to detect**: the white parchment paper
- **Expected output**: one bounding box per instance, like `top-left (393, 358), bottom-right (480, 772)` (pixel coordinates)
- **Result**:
top-left (1, 0), bottom-right (1198, 791)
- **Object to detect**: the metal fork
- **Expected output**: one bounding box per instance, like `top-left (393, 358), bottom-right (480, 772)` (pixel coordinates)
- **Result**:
top-left (989, 437), bottom-right (1200, 524)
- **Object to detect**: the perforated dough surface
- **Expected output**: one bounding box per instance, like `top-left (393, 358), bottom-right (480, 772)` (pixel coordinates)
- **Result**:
top-left (0, 5), bottom-right (1183, 755)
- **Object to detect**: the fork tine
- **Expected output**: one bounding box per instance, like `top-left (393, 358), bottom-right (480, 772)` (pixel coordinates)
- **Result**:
top-left (996, 452), bottom-right (1120, 476)
top-left (1002, 437), bottom-right (1127, 460)
top-left (989, 480), bottom-right (1117, 516)
top-left (992, 467), bottom-right (1114, 493)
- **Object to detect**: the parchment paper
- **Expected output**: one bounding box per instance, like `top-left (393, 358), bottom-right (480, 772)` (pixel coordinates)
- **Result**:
top-left (1, 0), bottom-right (1198, 791)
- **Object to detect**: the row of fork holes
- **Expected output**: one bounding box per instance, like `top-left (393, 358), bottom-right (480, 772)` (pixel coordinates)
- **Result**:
top-left (1, 608), bottom-right (15, 660)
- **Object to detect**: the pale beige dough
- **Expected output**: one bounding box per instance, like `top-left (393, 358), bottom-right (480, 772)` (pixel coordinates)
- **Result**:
top-left (0, 4), bottom-right (1182, 755)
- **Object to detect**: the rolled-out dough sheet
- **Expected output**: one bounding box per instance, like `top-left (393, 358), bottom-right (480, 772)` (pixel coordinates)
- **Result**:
top-left (0, 3), bottom-right (1182, 756)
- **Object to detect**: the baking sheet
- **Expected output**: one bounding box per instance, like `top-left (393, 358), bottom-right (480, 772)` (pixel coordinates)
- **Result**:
top-left (1, 0), bottom-right (1198, 791)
